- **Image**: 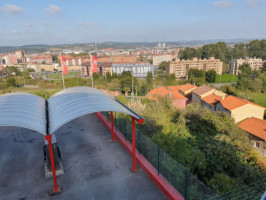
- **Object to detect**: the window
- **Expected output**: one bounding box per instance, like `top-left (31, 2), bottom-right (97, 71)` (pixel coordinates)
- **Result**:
top-left (254, 142), bottom-right (260, 149)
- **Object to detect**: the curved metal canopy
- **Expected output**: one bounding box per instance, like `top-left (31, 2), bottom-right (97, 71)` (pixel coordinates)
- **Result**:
top-left (0, 92), bottom-right (46, 135)
top-left (48, 87), bottom-right (143, 134)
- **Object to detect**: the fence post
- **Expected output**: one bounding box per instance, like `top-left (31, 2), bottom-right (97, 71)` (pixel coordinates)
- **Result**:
top-left (138, 130), bottom-right (141, 154)
top-left (107, 111), bottom-right (109, 121)
top-left (157, 146), bottom-right (160, 175)
top-left (124, 118), bottom-right (127, 140)
top-left (184, 169), bottom-right (189, 200)
top-left (114, 112), bottom-right (117, 129)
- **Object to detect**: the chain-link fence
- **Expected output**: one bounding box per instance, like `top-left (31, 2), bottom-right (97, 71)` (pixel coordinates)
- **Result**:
top-left (103, 112), bottom-right (216, 200)
top-left (102, 112), bottom-right (266, 200)
top-left (208, 178), bottom-right (266, 200)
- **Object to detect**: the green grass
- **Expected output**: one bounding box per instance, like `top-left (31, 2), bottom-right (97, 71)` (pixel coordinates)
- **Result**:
top-left (248, 92), bottom-right (266, 107)
top-left (46, 72), bottom-right (80, 79)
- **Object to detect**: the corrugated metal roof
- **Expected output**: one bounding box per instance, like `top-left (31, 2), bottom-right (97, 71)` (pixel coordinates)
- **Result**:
top-left (48, 87), bottom-right (142, 134)
top-left (0, 93), bottom-right (46, 134)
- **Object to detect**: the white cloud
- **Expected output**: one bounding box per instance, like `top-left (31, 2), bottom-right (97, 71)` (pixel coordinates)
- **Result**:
top-left (26, 23), bottom-right (33, 28)
top-left (45, 5), bottom-right (62, 14)
top-left (213, 1), bottom-right (233, 8)
top-left (77, 22), bottom-right (93, 26)
top-left (246, 0), bottom-right (258, 6)
top-left (0, 4), bottom-right (24, 14)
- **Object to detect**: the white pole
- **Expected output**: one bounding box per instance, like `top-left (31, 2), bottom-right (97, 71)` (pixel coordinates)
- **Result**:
top-left (60, 53), bottom-right (65, 90)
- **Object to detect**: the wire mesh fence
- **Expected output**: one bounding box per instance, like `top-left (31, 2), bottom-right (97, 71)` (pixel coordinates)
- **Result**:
top-left (102, 112), bottom-right (215, 200)
top-left (101, 112), bottom-right (265, 200)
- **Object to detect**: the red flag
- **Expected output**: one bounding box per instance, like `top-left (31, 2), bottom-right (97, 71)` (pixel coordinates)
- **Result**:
top-left (61, 55), bottom-right (68, 75)
top-left (90, 55), bottom-right (97, 73)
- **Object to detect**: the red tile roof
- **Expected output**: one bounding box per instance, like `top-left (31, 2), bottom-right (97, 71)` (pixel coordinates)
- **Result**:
top-left (219, 95), bottom-right (265, 111)
top-left (147, 87), bottom-right (187, 100)
top-left (178, 84), bottom-right (198, 93)
top-left (201, 94), bottom-right (222, 106)
top-left (238, 117), bottom-right (266, 141)
top-left (191, 85), bottom-right (213, 96)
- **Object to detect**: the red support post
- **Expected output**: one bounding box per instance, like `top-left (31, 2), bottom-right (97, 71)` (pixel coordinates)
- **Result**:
top-left (45, 135), bottom-right (61, 194)
top-left (131, 117), bottom-right (137, 172)
top-left (111, 111), bottom-right (115, 141)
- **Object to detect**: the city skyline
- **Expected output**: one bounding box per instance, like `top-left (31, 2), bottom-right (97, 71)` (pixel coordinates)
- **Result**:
top-left (0, 0), bottom-right (266, 46)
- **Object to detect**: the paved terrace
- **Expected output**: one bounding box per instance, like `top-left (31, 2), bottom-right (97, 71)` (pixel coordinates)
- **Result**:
top-left (0, 114), bottom-right (166, 200)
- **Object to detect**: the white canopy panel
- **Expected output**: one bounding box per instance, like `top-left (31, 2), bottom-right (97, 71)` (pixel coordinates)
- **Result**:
top-left (48, 87), bottom-right (142, 134)
top-left (0, 92), bottom-right (46, 135)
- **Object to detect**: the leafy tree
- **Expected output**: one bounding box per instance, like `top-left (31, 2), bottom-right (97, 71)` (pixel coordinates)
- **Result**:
top-left (6, 66), bottom-right (21, 76)
top-left (159, 61), bottom-right (168, 70)
top-left (52, 55), bottom-right (59, 63)
top-left (41, 61), bottom-right (46, 64)
top-left (206, 70), bottom-right (216, 83)
top-left (93, 72), bottom-right (100, 80)
top-left (261, 62), bottom-right (266, 73)
top-left (6, 77), bottom-right (17, 87)
top-left (106, 72), bottom-right (112, 82)
top-left (238, 64), bottom-right (252, 79)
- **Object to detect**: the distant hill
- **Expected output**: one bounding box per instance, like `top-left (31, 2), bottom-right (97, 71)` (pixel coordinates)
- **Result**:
top-left (0, 38), bottom-right (263, 53)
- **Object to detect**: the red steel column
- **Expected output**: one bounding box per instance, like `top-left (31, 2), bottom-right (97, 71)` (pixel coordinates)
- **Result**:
top-left (45, 135), bottom-right (60, 193)
top-left (111, 111), bottom-right (115, 141)
top-left (131, 117), bottom-right (137, 172)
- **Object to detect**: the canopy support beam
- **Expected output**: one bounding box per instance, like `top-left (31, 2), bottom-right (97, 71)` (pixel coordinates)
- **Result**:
top-left (111, 111), bottom-right (115, 141)
top-left (45, 135), bottom-right (61, 195)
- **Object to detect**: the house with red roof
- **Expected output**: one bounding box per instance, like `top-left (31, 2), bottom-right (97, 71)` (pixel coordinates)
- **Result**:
top-left (191, 85), bottom-right (226, 104)
top-left (146, 86), bottom-right (188, 109)
top-left (168, 83), bottom-right (197, 102)
top-left (238, 117), bottom-right (266, 157)
top-left (201, 94), bottom-right (222, 111)
top-left (216, 95), bottom-right (265, 123)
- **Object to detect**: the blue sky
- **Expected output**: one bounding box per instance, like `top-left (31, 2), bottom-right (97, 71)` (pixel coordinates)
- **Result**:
top-left (0, 0), bottom-right (266, 46)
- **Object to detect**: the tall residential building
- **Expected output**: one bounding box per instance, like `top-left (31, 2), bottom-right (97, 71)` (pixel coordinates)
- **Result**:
top-left (229, 58), bottom-right (263, 75)
top-left (153, 54), bottom-right (174, 66)
top-left (167, 57), bottom-right (223, 79)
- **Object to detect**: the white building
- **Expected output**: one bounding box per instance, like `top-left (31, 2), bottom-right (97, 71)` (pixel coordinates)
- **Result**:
top-left (229, 58), bottom-right (263, 75)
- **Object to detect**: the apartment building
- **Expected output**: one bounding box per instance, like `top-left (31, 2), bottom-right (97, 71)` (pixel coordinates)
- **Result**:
top-left (153, 54), bottom-right (172, 66)
top-left (229, 58), bottom-right (263, 75)
top-left (167, 57), bottom-right (223, 79)
top-left (30, 54), bottom-right (53, 64)
top-left (112, 62), bottom-right (154, 78)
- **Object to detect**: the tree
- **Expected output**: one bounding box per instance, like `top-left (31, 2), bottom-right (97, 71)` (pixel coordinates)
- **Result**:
top-left (41, 61), bottom-right (46, 64)
top-left (159, 61), bottom-right (168, 70)
top-left (206, 70), bottom-right (217, 83)
top-left (261, 62), bottom-right (266, 73)
top-left (6, 77), bottom-right (17, 87)
top-left (238, 64), bottom-right (252, 79)
top-left (93, 72), bottom-right (100, 80)
top-left (52, 55), bottom-right (59, 63)
top-left (6, 66), bottom-right (21, 76)
top-left (106, 72), bottom-right (112, 82)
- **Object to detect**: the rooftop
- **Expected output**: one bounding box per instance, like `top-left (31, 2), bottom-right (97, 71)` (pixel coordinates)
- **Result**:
top-left (147, 87), bottom-right (187, 101)
top-left (177, 84), bottom-right (198, 93)
top-left (238, 117), bottom-right (266, 141)
top-left (191, 85), bottom-right (214, 96)
top-left (219, 95), bottom-right (265, 111)
top-left (0, 114), bottom-right (166, 200)
top-left (201, 94), bottom-right (222, 106)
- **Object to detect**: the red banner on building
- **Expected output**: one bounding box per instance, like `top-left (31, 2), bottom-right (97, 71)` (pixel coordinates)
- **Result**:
top-left (90, 55), bottom-right (98, 73)
top-left (61, 55), bottom-right (68, 75)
